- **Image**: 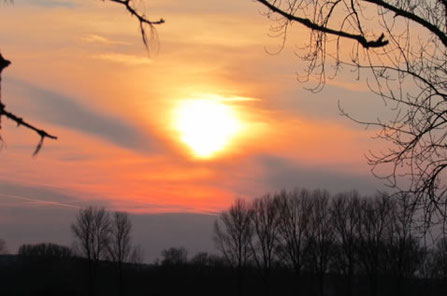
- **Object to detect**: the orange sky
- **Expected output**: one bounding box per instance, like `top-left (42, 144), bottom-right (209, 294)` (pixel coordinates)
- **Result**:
top-left (0, 0), bottom-right (387, 215)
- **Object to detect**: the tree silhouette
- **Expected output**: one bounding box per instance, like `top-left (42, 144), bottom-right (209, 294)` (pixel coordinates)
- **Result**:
top-left (214, 198), bottom-right (253, 296)
top-left (108, 211), bottom-right (132, 296)
top-left (213, 189), bottom-right (447, 295)
top-left (305, 190), bottom-right (335, 296)
top-left (385, 193), bottom-right (422, 296)
top-left (0, 238), bottom-right (7, 254)
top-left (18, 242), bottom-right (72, 258)
top-left (161, 247), bottom-right (188, 266)
top-left (71, 206), bottom-right (111, 296)
top-left (356, 194), bottom-right (394, 296)
top-left (129, 244), bottom-right (145, 265)
top-left (275, 189), bottom-right (312, 278)
top-left (330, 191), bottom-right (361, 296)
top-left (254, 0), bottom-right (447, 221)
top-left (432, 237), bottom-right (447, 281)
top-left (250, 194), bottom-right (280, 295)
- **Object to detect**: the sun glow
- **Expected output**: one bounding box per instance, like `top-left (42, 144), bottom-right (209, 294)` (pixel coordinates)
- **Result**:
top-left (174, 98), bottom-right (241, 158)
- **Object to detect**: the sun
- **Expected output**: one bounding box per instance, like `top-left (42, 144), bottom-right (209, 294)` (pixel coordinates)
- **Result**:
top-left (174, 98), bottom-right (240, 158)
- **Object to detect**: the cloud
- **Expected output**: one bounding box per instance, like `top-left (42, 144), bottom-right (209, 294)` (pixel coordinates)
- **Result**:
top-left (258, 155), bottom-right (385, 195)
top-left (4, 78), bottom-right (159, 153)
top-left (93, 53), bottom-right (152, 66)
top-left (19, 0), bottom-right (77, 8)
top-left (221, 95), bottom-right (259, 102)
top-left (81, 34), bottom-right (130, 46)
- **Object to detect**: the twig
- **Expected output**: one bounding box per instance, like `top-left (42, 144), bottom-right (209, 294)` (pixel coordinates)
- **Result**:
top-left (0, 53), bottom-right (57, 155)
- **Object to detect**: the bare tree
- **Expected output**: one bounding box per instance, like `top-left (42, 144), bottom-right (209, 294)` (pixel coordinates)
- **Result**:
top-left (253, 0), bottom-right (447, 221)
top-left (432, 237), bottom-right (447, 281)
top-left (161, 247), bottom-right (188, 265)
top-left (71, 206), bottom-right (111, 296)
top-left (275, 189), bottom-right (312, 277)
top-left (190, 252), bottom-right (210, 266)
top-left (305, 189), bottom-right (335, 296)
top-left (331, 191), bottom-right (362, 296)
top-left (249, 194), bottom-right (280, 295)
top-left (214, 198), bottom-right (253, 296)
top-left (0, 0), bottom-right (163, 154)
top-left (385, 193), bottom-right (423, 295)
top-left (129, 244), bottom-right (145, 265)
top-left (356, 194), bottom-right (394, 296)
top-left (0, 238), bottom-right (7, 254)
top-left (108, 211), bottom-right (132, 296)
top-left (214, 199), bottom-right (253, 269)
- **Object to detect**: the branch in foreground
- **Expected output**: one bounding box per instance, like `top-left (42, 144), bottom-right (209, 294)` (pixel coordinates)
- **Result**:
top-left (108, 0), bottom-right (165, 49)
top-left (0, 54), bottom-right (57, 156)
top-left (0, 103), bottom-right (58, 156)
top-left (362, 0), bottom-right (447, 47)
top-left (256, 0), bottom-right (389, 48)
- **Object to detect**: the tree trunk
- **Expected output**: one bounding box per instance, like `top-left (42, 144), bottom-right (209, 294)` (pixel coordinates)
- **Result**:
top-left (118, 262), bottom-right (124, 296)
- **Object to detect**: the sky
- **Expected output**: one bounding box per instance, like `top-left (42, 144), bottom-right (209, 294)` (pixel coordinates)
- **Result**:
top-left (0, 0), bottom-right (389, 261)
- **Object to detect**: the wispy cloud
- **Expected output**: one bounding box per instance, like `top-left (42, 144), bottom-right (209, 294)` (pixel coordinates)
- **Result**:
top-left (81, 34), bottom-right (130, 46)
top-left (20, 0), bottom-right (77, 8)
top-left (93, 53), bottom-right (152, 66)
top-left (220, 95), bottom-right (259, 102)
top-left (0, 193), bottom-right (80, 209)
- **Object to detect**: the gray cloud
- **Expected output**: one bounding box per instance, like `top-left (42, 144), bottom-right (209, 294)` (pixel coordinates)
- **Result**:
top-left (258, 155), bottom-right (386, 195)
top-left (4, 78), bottom-right (159, 153)
top-left (19, 0), bottom-right (77, 8)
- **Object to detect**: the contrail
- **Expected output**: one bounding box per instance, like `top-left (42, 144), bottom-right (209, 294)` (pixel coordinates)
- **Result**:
top-left (0, 193), bottom-right (80, 209)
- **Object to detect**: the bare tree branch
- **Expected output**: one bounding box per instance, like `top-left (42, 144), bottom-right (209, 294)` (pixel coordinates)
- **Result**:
top-left (257, 0), bottom-right (389, 49)
top-left (0, 53), bottom-right (57, 155)
top-left (362, 0), bottom-right (447, 47)
top-left (108, 0), bottom-right (164, 49)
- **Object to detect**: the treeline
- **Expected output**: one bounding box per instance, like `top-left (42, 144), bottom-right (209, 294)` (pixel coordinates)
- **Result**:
top-left (1, 207), bottom-right (144, 296)
top-left (2, 189), bottom-right (447, 296)
top-left (214, 189), bottom-right (447, 296)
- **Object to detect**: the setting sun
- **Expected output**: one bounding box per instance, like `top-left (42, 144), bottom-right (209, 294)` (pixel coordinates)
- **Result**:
top-left (174, 98), bottom-right (240, 158)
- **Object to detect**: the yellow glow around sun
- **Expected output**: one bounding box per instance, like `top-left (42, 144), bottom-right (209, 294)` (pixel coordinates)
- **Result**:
top-left (174, 98), bottom-right (241, 158)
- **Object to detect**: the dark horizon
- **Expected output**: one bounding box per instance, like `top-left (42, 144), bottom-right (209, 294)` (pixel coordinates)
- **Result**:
top-left (2, 188), bottom-right (447, 296)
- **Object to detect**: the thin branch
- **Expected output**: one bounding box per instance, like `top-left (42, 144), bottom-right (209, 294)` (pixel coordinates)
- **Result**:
top-left (256, 0), bottom-right (389, 48)
top-left (0, 103), bottom-right (57, 155)
top-left (362, 0), bottom-right (447, 47)
top-left (108, 0), bottom-right (165, 49)
top-left (0, 53), bottom-right (57, 155)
